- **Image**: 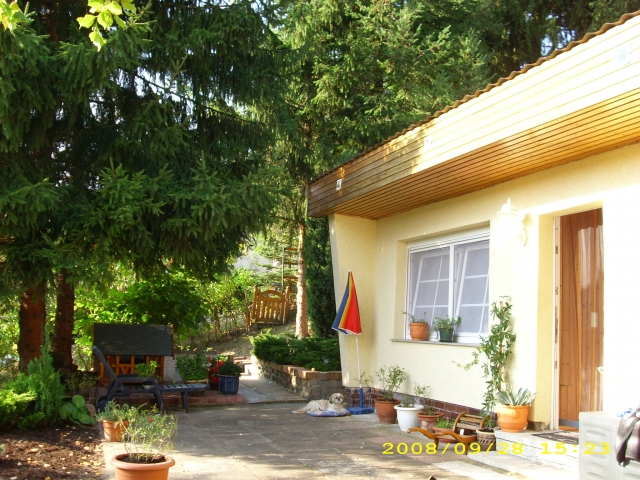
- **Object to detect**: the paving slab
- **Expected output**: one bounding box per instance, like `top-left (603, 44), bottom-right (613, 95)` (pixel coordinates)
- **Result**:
top-left (101, 403), bottom-right (527, 479)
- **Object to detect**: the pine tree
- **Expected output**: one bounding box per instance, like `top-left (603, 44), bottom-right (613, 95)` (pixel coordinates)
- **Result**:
top-left (1, 0), bottom-right (286, 368)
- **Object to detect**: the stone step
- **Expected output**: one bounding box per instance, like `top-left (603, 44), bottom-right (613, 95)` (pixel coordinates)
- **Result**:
top-left (493, 429), bottom-right (579, 470)
top-left (469, 451), bottom-right (578, 480)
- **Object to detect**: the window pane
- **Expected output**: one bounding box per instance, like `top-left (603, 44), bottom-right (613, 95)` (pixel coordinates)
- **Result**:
top-left (408, 247), bottom-right (450, 332)
top-left (454, 240), bottom-right (489, 335)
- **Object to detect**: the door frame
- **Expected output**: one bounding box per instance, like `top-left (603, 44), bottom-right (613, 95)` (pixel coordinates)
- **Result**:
top-left (551, 216), bottom-right (560, 430)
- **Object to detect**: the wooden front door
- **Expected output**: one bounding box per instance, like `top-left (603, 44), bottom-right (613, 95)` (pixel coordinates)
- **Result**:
top-left (558, 209), bottom-right (604, 429)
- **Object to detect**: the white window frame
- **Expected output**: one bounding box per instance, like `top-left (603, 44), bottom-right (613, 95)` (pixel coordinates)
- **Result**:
top-left (406, 228), bottom-right (490, 342)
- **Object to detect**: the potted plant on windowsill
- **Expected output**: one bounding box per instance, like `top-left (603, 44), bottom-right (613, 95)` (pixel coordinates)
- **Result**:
top-left (96, 401), bottom-right (138, 442)
top-left (404, 312), bottom-right (429, 341)
top-left (434, 316), bottom-right (462, 342)
top-left (459, 300), bottom-right (516, 451)
top-left (109, 407), bottom-right (177, 480)
top-left (394, 384), bottom-right (427, 432)
top-left (373, 365), bottom-right (407, 424)
top-left (496, 387), bottom-right (535, 433)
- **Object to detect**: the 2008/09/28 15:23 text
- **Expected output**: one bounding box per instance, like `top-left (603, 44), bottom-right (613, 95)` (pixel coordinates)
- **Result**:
top-left (381, 441), bottom-right (610, 455)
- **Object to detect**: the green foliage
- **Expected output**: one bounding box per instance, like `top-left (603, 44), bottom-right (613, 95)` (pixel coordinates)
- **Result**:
top-left (59, 394), bottom-right (96, 425)
top-left (434, 316), bottom-right (462, 331)
top-left (135, 360), bottom-right (158, 379)
top-left (216, 360), bottom-right (243, 376)
top-left (405, 312), bottom-right (428, 324)
top-left (375, 365), bottom-right (408, 402)
top-left (175, 352), bottom-right (208, 382)
top-left (303, 217), bottom-right (336, 337)
top-left (435, 418), bottom-right (454, 429)
top-left (0, 389), bottom-right (36, 430)
top-left (496, 387), bottom-right (536, 406)
top-left (65, 371), bottom-right (98, 397)
top-left (123, 408), bottom-right (177, 463)
top-left (460, 301), bottom-right (516, 428)
top-left (95, 400), bottom-right (137, 423)
top-left (1, 350), bottom-right (65, 430)
top-left (250, 331), bottom-right (340, 371)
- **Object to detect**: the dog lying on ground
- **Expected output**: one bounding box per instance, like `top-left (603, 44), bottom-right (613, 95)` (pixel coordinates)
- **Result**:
top-left (293, 393), bottom-right (347, 414)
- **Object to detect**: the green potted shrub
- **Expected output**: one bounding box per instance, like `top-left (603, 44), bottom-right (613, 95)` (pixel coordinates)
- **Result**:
top-left (136, 361), bottom-right (161, 388)
top-left (109, 407), bottom-right (177, 480)
top-left (216, 360), bottom-right (243, 395)
top-left (434, 316), bottom-right (462, 342)
top-left (395, 384), bottom-right (426, 432)
top-left (496, 387), bottom-right (536, 433)
top-left (373, 365), bottom-right (407, 424)
top-left (404, 312), bottom-right (429, 341)
top-left (175, 352), bottom-right (208, 382)
top-left (460, 300), bottom-right (516, 450)
top-left (414, 385), bottom-right (439, 432)
top-left (96, 401), bottom-right (138, 442)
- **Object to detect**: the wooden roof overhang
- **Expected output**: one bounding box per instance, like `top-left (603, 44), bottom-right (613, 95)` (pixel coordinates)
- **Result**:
top-left (307, 12), bottom-right (640, 221)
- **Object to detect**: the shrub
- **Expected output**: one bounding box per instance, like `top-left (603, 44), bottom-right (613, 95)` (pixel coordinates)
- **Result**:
top-left (0, 389), bottom-right (36, 430)
top-left (65, 371), bottom-right (98, 398)
top-left (0, 349), bottom-right (64, 430)
top-left (175, 352), bottom-right (208, 381)
top-left (250, 332), bottom-right (340, 371)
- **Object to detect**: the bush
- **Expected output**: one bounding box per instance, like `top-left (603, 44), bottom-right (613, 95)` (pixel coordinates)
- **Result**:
top-left (0, 351), bottom-right (65, 430)
top-left (250, 332), bottom-right (340, 371)
top-left (175, 352), bottom-right (208, 381)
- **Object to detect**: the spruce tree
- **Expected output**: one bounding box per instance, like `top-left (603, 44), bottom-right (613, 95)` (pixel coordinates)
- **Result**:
top-left (1, 0), bottom-right (286, 369)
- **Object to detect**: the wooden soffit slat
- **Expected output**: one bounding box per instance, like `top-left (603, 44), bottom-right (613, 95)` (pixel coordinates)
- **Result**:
top-left (307, 88), bottom-right (640, 220)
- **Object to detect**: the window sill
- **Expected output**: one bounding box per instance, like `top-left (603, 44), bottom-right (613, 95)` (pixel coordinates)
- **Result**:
top-left (391, 338), bottom-right (481, 347)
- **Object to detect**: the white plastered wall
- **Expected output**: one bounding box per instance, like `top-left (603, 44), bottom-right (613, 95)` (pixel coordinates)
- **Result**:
top-left (329, 142), bottom-right (640, 424)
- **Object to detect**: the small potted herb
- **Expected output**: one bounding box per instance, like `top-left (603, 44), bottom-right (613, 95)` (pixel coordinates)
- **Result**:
top-left (434, 316), bottom-right (462, 342)
top-left (109, 407), bottom-right (177, 479)
top-left (404, 311), bottom-right (429, 341)
top-left (96, 401), bottom-right (137, 442)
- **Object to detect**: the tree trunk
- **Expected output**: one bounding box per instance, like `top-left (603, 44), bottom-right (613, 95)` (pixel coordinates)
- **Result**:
top-left (295, 222), bottom-right (309, 337)
top-left (18, 282), bottom-right (47, 371)
top-left (52, 271), bottom-right (76, 373)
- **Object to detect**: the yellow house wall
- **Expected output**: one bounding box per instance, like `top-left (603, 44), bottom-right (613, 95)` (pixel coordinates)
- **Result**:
top-left (329, 142), bottom-right (640, 424)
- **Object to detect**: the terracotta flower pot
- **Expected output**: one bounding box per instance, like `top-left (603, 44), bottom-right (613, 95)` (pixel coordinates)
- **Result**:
top-left (496, 405), bottom-right (530, 433)
top-left (110, 453), bottom-right (175, 480)
top-left (102, 420), bottom-right (129, 442)
top-left (374, 398), bottom-right (401, 424)
top-left (409, 323), bottom-right (429, 341)
top-left (416, 413), bottom-right (439, 432)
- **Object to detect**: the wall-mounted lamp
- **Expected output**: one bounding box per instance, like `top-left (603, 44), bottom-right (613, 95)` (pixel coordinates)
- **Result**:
top-left (322, 357), bottom-right (330, 365)
top-left (497, 198), bottom-right (527, 246)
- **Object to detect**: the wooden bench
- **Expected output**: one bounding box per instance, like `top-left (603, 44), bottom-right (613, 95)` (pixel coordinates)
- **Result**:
top-left (92, 346), bottom-right (206, 413)
top-left (408, 412), bottom-right (488, 454)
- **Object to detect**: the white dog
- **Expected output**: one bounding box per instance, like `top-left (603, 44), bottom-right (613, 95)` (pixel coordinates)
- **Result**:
top-left (293, 393), bottom-right (347, 414)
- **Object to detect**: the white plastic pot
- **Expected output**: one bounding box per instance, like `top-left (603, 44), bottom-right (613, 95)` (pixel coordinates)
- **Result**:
top-left (394, 405), bottom-right (422, 432)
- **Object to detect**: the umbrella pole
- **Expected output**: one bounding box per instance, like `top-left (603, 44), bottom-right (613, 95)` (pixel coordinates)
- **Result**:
top-left (357, 336), bottom-right (367, 408)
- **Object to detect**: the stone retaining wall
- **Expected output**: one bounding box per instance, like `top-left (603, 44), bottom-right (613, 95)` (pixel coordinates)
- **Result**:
top-left (252, 357), bottom-right (343, 400)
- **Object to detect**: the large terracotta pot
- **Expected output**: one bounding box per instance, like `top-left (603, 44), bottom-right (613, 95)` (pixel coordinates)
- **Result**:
top-left (102, 420), bottom-right (129, 442)
top-left (374, 398), bottom-right (401, 424)
top-left (416, 413), bottom-right (439, 432)
top-left (110, 453), bottom-right (175, 480)
top-left (409, 323), bottom-right (429, 341)
top-left (496, 405), bottom-right (530, 432)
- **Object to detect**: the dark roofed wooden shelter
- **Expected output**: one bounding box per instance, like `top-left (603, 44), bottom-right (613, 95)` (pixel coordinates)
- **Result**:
top-left (93, 324), bottom-right (174, 385)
